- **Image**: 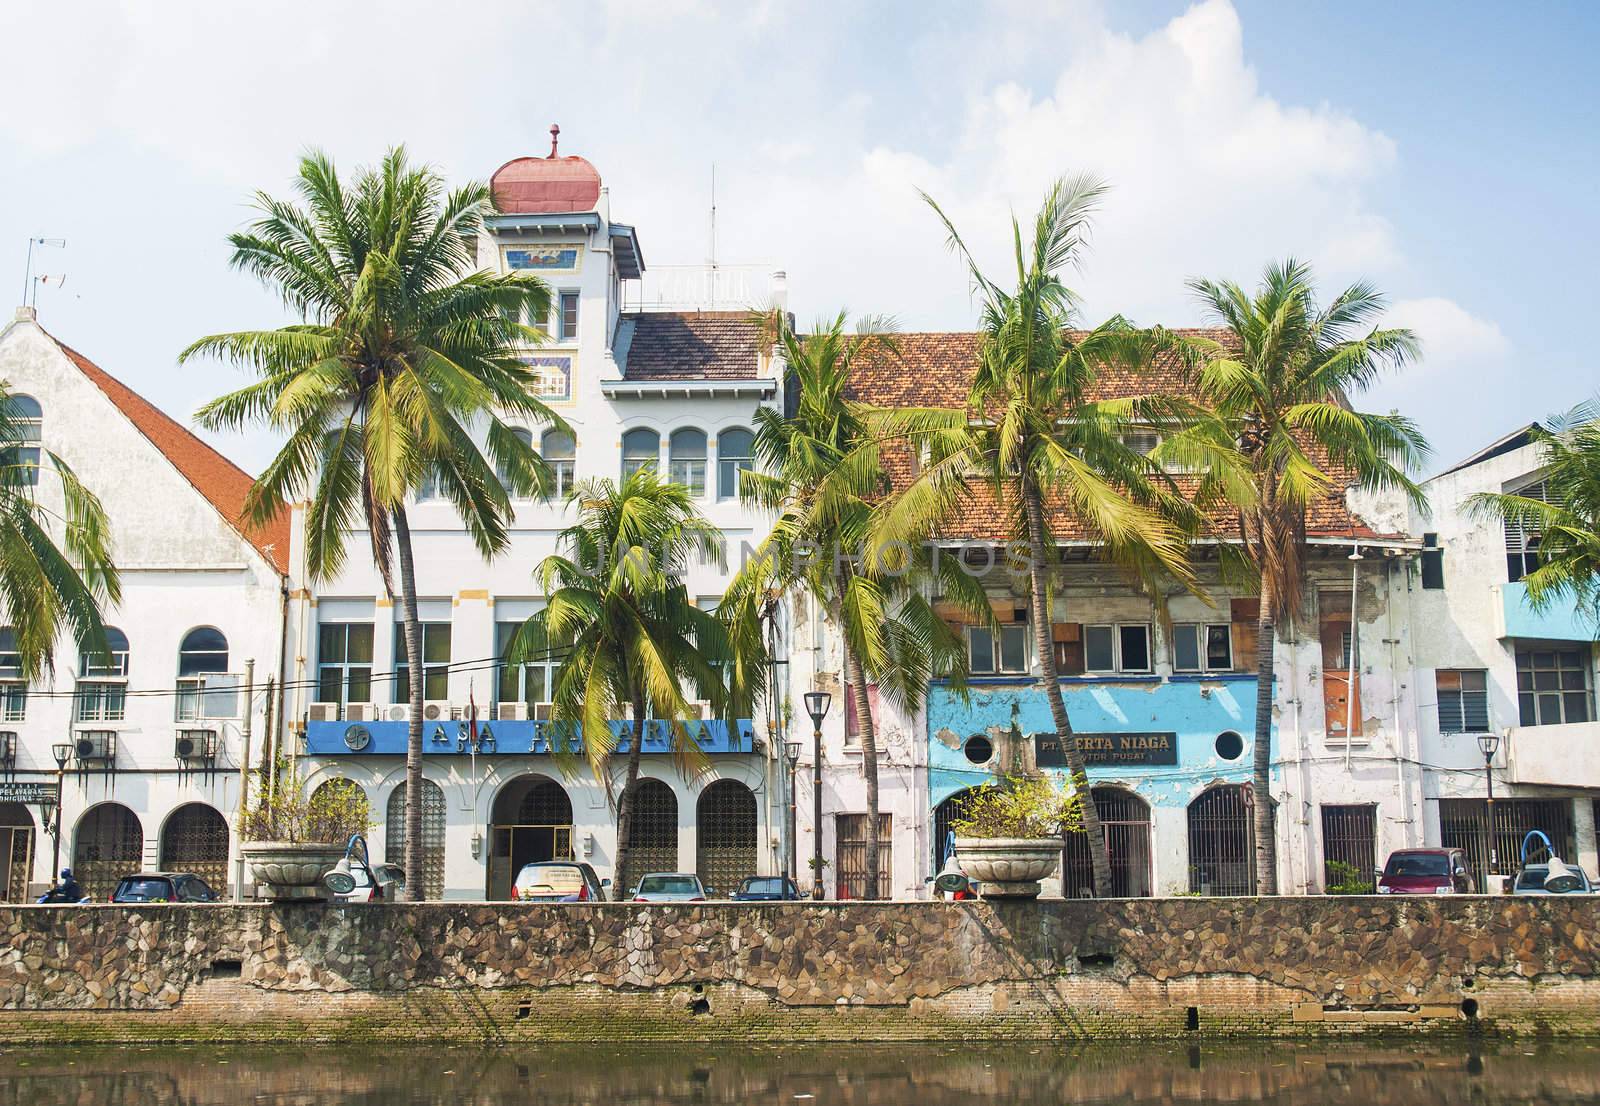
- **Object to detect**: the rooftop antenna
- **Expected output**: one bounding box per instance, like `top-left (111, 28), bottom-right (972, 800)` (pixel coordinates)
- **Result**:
top-left (548, 123), bottom-right (560, 158)
top-left (709, 163), bottom-right (718, 306)
top-left (21, 237), bottom-right (65, 308)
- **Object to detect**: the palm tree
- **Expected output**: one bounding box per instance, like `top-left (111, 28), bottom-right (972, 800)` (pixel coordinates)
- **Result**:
top-left (908, 176), bottom-right (1209, 897)
top-left (1186, 259), bottom-right (1427, 893)
top-left (517, 469), bottom-right (729, 895)
top-left (1467, 397), bottom-right (1600, 622)
top-left (185, 148), bottom-right (561, 900)
top-left (730, 312), bottom-right (983, 900)
top-left (0, 387), bottom-right (119, 676)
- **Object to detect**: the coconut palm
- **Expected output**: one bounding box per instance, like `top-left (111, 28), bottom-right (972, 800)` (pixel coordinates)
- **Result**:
top-left (0, 387), bottom-right (119, 676)
top-left (516, 469), bottom-right (729, 894)
top-left (729, 312), bottom-right (985, 900)
top-left (185, 147), bottom-right (561, 900)
top-left (1186, 259), bottom-right (1427, 893)
top-left (905, 176), bottom-right (1214, 898)
top-left (1467, 397), bottom-right (1600, 623)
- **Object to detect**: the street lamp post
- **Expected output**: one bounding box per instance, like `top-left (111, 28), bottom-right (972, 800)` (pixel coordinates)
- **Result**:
top-left (783, 738), bottom-right (801, 888)
top-left (803, 691), bottom-right (830, 901)
top-left (49, 742), bottom-right (71, 887)
top-left (1477, 730), bottom-right (1501, 879)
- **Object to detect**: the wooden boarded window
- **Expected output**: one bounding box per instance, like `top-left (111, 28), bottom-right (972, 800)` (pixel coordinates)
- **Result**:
top-left (1229, 598), bottom-right (1260, 674)
top-left (1052, 622), bottom-right (1084, 675)
top-left (1320, 591), bottom-right (1361, 741)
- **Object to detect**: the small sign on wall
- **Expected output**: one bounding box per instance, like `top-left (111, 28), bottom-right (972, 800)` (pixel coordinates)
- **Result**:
top-left (522, 354), bottom-right (573, 401)
top-left (503, 245), bottom-right (581, 272)
top-left (1035, 731), bottom-right (1178, 767)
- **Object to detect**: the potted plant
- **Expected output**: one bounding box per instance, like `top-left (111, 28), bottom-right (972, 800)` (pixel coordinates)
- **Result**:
top-left (240, 775), bottom-right (369, 900)
top-left (951, 775), bottom-right (1081, 899)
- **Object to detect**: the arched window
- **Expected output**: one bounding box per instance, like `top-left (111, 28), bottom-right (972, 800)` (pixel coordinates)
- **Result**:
top-left (0, 628), bottom-right (25, 722)
top-left (73, 803), bottom-right (142, 900)
top-left (1061, 788), bottom-right (1153, 898)
top-left (76, 628), bottom-right (129, 723)
top-left (1, 801), bottom-right (35, 902)
top-left (160, 803), bottom-right (230, 892)
top-left (620, 778), bottom-right (679, 894)
top-left (621, 428), bottom-right (659, 481)
top-left (177, 627), bottom-right (232, 721)
top-left (695, 779), bottom-right (757, 895)
top-left (2, 394), bottom-right (42, 486)
top-left (1187, 784), bottom-right (1271, 896)
top-left (386, 779), bottom-right (447, 899)
top-left (496, 427), bottom-right (536, 498)
top-left (717, 428), bottom-right (755, 500)
top-left (668, 429), bottom-right (708, 497)
top-left (541, 429), bottom-right (576, 498)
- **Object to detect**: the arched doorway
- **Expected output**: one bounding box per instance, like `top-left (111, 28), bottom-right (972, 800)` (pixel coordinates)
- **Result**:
top-left (1061, 788), bottom-right (1153, 898)
top-left (1187, 784), bottom-right (1269, 895)
top-left (74, 804), bottom-right (142, 900)
top-left (1, 803), bottom-right (35, 902)
top-left (385, 780), bottom-right (447, 900)
top-left (931, 788), bottom-right (983, 873)
top-left (620, 778), bottom-right (678, 895)
top-left (159, 803), bottom-right (229, 892)
top-left (488, 775), bottom-right (573, 900)
top-left (695, 779), bottom-right (756, 895)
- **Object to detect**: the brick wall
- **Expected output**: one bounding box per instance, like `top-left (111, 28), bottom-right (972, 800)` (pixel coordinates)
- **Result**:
top-left (3, 898), bottom-right (1598, 1042)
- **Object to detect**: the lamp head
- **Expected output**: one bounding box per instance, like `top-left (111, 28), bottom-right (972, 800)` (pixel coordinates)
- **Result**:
top-left (51, 742), bottom-right (72, 767)
top-left (783, 738), bottom-right (802, 766)
top-left (803, 690), bottom-right (831, 726)
top-left (1477, 731), bottom-right (1500, 759)
top-left (1544, 855), bottom-right (1584, 894)
top-left (321, 856), bottom-right (356, 896)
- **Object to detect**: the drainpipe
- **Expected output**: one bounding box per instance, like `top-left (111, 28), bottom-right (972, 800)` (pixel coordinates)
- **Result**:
top-left (1345, 545), bottom-right (1363, 772)
top-left (271, 579), bottom-right (291, 803)
top-left (1384, 555), bottom-right (1410, 846)
top-left (233, 657), bottom-right (255, 902)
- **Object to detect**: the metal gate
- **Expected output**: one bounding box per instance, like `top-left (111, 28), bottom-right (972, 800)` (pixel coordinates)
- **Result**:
top-left (1062, 788), bottom-right (1152, 898)
top-left (620, 778), bottom-right (678, 894)
top-left (385, 780), bottom-right (447, 899)
top-left (1440, 797), bottom-right (1575, 890)
top-left (835, 813), bottom-right (892, 899)
top-left (1320, 804), bottom-right (1377, 893)
top-left (74, 804), bottom-right (143, 900)
top-left (488, 777), bottom-right (574, 899)
top-left (159, 803), bottom-right (229, 892)
top-left (1187, 785), bottom-right (1258, 895)
top-left (932, 789), bottom-right (981, 872)
top-left (695, 779), bottom-right (756, 896)
top-left (1, 803), bottom-right (34, 902)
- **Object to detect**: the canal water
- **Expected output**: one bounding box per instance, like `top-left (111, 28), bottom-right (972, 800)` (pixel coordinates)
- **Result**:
top-left (1, 1041), bottom-right (1596, 1104)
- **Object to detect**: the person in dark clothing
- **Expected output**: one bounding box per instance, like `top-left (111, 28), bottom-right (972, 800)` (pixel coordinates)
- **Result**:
top-left (54, 868), bottom-right (83, 902)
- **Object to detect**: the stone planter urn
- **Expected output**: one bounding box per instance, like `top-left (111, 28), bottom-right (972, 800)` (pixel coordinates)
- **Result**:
top-left (954, 837), bottom-right (1061, 899)
top-left (240, 841), bottom-right (345, 901)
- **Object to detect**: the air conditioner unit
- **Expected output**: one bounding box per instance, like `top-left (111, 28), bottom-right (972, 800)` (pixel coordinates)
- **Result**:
top-left (496, 701), bottom-right (528, 722)
top-left (74, 730), bottom-right (117, 762)
top-left (308, 702), bottom-right (340, 723)
top-left (422, 701), bottom-right (453, 722)
top-left (344, 703), bottom-right (377, 723)
top-left (687, 700), bottom-right (713, 720)
top-left (175, 729), bottom-right (218, 761)
top-left (534, 702), bottom-right (555, 721)
top-left (384, 703), bottom-right (411, 723)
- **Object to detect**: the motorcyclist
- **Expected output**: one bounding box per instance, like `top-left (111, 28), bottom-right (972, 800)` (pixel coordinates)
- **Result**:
top-left (54, 868), bottom-right (84, 903)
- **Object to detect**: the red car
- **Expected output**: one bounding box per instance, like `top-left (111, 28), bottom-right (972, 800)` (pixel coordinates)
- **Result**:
top-left (1377, 848), bottom-right (1474, 895)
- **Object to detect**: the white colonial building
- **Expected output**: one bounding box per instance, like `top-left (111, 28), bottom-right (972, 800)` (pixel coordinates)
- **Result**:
top-left (1409, 423), bottom-right (1600, 884)
top-left (287, 139), bottom-right (792, 900)
top-left (0, 308), bottom-right (287, 901)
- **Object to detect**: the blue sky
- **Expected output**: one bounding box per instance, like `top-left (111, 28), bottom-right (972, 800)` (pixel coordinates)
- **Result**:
top-left (2, 0), bottom-right (1594, 474)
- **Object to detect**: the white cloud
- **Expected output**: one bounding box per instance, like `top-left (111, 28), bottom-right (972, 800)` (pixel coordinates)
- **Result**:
top-left (1384, 297), bottom-right (1511, 374)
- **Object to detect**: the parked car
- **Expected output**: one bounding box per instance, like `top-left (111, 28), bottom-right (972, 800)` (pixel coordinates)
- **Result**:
top-left (631, 872), bottom-right (711, 902)
top-left (1512, 863), bottom-right (1596, 895)
top-left (730, 876), bottom-right (802, 901)
top-left (111, 872), bottom-right (221, 904)
top-left (331, 860), bottom-right (406, 903)
top-left (1376, 848), bottom-right (1473, 895)
top-left (511, 861), bottom-right (609, 902)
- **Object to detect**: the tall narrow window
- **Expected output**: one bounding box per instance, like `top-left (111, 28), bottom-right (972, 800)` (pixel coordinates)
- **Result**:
top-left (717, 428), bottom-right (755, 500)
top-left (1084, 625), bottom-right (1116, 672)
top-left (176, 627), bottom-right (234, 721)
top-left (1118, 624), bottom-right (1152, 672)
top-left (76, 628), bottom-right (130, 722)
top-left (1504, 479), bottom-right (1552, 582)
top-left (1436, 669), bottom-right (1489, 733)
top-left (541, 429), bottom-right (576, 498)
top-left (394, 622), bottom-right (451, 702)
top-left (317, 623), bottom-right (374, 706)
top-left (1, 395), bottom-right (41, 486)
top-left (621, 428), bottom-right (659, 480)
top-left (669, 429), bottom-right (708, 497)
top-left (0, 628), bottom-right (25, 722)
top-left (495, 619), bottom-right (569, 707)
top-left (1420, 532), bottom-right (1445, 590)
top-left (496, 428), bottom-right (535, 498)
top-left (558, 291), bottom-right (580, 341)
top-left (416, 464), bottom-right (446, 502)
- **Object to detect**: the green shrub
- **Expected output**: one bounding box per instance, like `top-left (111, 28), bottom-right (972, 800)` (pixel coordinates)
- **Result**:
top-left (243, 775), bottom-right (369, 844)
top-left (1325, 860), bottom-right (1376, 895)
top-left (950, 775), bottom-right (1083, 839)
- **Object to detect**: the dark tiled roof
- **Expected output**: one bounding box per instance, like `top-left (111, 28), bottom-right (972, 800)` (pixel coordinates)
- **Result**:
top-left (46, 332), bottom-right (290, 574)
top-left (622, 311), bottom-right (763, 380)
top-left (844, 329), bottom-right (1398, 544)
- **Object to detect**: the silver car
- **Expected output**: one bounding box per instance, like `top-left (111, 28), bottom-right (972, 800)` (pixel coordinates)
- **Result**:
top-left (630, 872), bottom-right (712, 902)
top-left (1511, 863), bottom-right (1595, 895)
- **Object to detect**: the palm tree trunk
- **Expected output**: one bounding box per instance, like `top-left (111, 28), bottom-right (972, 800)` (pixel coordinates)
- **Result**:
top-left (392, 507), bottom-right (426, 902)
top-left (1251, 573), bottom-right (1278, 895)
top-left (1023, 479), bottom-right (1110, 897)
top-left (842, 640), bottom-right (881, 900)
top-left (612, 684), bottom-right (647, 897)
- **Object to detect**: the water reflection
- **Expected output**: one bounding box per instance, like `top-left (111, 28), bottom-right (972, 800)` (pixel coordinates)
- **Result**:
top-left (2, 1041), bottom-right (1598, 1105)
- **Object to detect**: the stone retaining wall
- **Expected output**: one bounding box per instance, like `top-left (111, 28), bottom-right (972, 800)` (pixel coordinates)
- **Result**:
top-left (3, 897), bottom-right (1598, 1042)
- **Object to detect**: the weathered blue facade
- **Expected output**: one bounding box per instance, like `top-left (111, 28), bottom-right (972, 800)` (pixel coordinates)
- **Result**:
top-left (304, 718), bottom-right (756, 758)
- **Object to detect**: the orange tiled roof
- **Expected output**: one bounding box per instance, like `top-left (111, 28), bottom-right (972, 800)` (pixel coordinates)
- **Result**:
top-left (47, 333), bottom-right (290, 574)
top-left (844, 329), bottom-right (1398, 543)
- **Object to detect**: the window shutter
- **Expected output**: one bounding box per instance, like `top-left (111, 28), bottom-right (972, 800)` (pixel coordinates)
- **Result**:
top-left (1229, 598), bottom-right (1260, 674)
top-left (1052, 622), bottom-right (1084, 675)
